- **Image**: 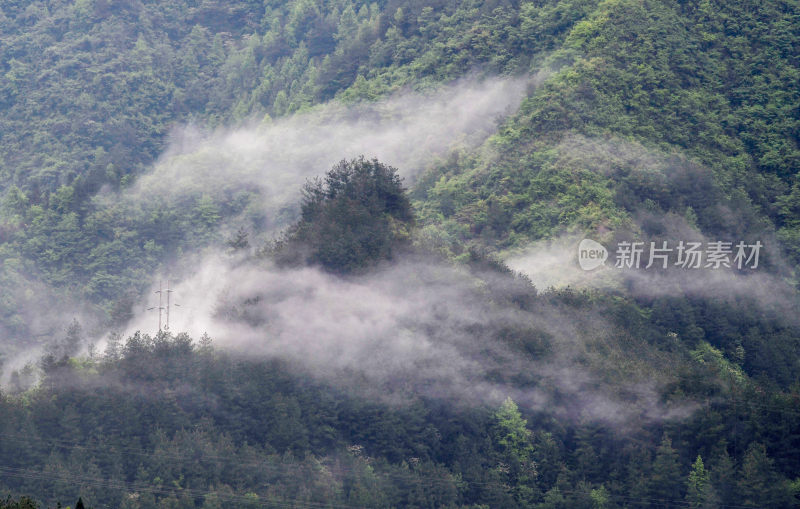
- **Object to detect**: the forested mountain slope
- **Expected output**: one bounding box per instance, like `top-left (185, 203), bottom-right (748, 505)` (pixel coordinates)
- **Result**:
top-left (0, 0), bottom-right (799, 507)
top-left (0, 0), bottom-right (602, 341)
top-left (1, 0), bottom-right (797, 334)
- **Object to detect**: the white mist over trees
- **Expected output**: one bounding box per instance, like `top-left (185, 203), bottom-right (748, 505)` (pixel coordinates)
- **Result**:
top-left (0, 0), bottom-right (799, 507)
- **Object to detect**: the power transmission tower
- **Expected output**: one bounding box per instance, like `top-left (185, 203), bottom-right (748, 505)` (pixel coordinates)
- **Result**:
top-left (147, 281), bottom-right (164, 332)
top-left (148, 280), bottom-right (179, 332)
top-left (165, 280), bottom-right (180, 330)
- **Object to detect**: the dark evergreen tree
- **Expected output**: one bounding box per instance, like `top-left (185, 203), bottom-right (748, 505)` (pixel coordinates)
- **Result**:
top-left (276, 156), bottom-right (413, 274)
top-left (738, 443), bottom-right (788, 508)
top-left (646, 434), bottom-right (684, 507)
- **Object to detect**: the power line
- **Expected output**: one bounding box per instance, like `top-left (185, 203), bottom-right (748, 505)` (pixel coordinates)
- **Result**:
top-left (0, 431), bottom-right (505, 490)
top-left (0, 465), bottom-right (356, 509)
top-left (0, 422), bottom-right (794, 507)
top-left (0, 463), bottom-right (767, 509)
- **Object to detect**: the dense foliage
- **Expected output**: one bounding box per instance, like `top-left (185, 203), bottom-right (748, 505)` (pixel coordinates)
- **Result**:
top-left (275, 157), bottom-right (414, 273)
top-left (412, 0), bottom-right (800, 261)
top-left (1, 158), bottom-right (799, 506)
top-left (0, 0), bottom-right (604, 345)
top-left (1, 286), bottom-right (799, 508)
top-left (0, 0), bottom-right (798, 507)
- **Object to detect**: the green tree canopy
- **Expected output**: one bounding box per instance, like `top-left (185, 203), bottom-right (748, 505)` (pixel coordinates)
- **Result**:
top-left (277, 156), bottom-right (414, 274)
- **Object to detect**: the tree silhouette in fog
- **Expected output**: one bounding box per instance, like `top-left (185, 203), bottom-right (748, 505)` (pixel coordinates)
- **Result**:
top-left (276, 156), bottom-right (414, 274)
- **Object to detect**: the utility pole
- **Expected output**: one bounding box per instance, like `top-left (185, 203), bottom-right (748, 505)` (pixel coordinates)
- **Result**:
top-left (148, 280), bottom-right (164, 332)
top-left (148, 280), bottom-right (179, 333)
top-left (165, 280), bottom-right (175, 330)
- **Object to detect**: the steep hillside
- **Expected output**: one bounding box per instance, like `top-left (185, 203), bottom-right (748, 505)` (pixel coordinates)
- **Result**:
top-left (0, 0), bottom-right (799, 507)
top-left (0, 0), bottom-right (605, 341)
top-left (414, 0), bottom-right (800, 255)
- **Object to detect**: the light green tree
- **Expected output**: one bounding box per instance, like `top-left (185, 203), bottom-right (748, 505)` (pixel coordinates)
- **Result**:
top-left (686, 455), bottom-right (719, 508)
top-left (491, 397), bottom-right (539, 505)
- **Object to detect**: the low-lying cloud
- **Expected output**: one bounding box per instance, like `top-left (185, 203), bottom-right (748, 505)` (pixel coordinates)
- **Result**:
top-left (507, 234), bottom-right (797, 317)
top-left (120, 253), bottom-right (693, 425)
top-left (505, 133), bottom-right (799, 322)
top-left (4, 75), bottom-right (533, 386)
top-left (106, 81), bottom-right (717, 424)
top-left (103, 76), bottom-right (531, 233)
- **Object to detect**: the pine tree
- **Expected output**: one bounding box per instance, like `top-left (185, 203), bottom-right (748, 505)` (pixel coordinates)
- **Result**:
top-left (647, 434), bottom-right (684, 507)
top-left (710, 447), bottom-right (736, 506)
top-left (739, 443), bottom-right (786, 508)
top-left (686, 455), bottom-right (719, 508)
top-left (491, 397), bottom-right (540, 505)
top-left (686, 455), bottom-right (707, 503)
top-left (276, 157), bottom-right (413, 274)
